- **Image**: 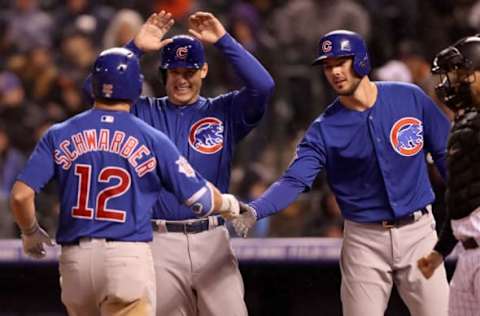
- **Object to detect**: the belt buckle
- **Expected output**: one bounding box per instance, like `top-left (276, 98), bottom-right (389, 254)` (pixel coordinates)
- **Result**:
top-left (183, 222), bottom-right (195, 234)
top-left (382, 221), bottom-right (395, 229)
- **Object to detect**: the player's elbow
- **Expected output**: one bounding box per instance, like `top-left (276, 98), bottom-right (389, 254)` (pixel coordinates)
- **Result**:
top-left (259, 76), bottom-right (275, 98)
top-left (10, 181), bottom-right (35, 206)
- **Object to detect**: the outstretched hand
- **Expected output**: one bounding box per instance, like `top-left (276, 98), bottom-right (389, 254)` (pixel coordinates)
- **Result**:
top-left (188, 11), bottom-right (226, 44)
top-left (231, 202), bottom-right (257, 238)
top-left (134, 11), bottom-right (174, 53)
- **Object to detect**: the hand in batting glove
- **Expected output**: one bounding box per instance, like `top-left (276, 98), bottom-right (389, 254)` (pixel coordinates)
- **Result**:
top-left (21, 221), bottom-right (55, 259)
top-left (417, 250), bottom-right (444, 279)
top-left (232, 202), bottom-right (257, 238)
top-left (218, 194), bottom-right (240, 220)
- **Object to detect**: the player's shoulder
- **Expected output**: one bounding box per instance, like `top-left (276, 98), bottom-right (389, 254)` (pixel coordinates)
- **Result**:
top-left (376, 81), bottom-right (425, 95)
top-left (48, 110), bottom-right (93, 134)
top-left (128, 114), bottom-right (170, 141)
top-left (320, 98), bottom-right (343, 119)
top-left (132, 95), bottom-right (168, 111)
top-left (207, 92), bottom-right (236, 107)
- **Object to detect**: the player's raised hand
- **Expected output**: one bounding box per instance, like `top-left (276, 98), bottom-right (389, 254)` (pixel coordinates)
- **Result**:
top-left (231, 202), bottom-right (257, 238)
top-left (134, 11), bottom-right (174, 53)
top-left (188, 12), bottom-right (226, 44)
top-left (417, 251), bottom-right (444, 279)
top-left (21, 221), bottom-right (55, 259)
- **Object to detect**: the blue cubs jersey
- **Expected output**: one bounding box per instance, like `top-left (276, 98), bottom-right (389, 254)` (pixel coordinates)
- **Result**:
top-left (251, 82), bottom-right (450, 222)
top-left (17, 109), bottom-right (211, 244)
top-left (127, 33), bottom-right (274, 220)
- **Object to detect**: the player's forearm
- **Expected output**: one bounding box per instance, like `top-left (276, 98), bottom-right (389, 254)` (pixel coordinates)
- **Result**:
top-left (250, 176), bottom-right (306, 220)
top-left (209, 182), bottom-right (224, 211)
top-left (125, 40), bottom-right (145, 59)
top-left (433, 209), bottom-right (458, 258)
top-left (10, 181), bottom-right (37, 232)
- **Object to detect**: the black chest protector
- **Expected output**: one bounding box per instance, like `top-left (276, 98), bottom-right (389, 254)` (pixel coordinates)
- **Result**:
top-left (446, 108), bottom-right (480, 219)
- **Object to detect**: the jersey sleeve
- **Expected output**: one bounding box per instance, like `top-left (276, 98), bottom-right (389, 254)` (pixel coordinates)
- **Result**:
top-left (16, 130), bottom-right (56, 192)
top-left (417, 87), bottom-right (450, 180)
top-left (251, 123), bottom-right (327, 219)
top-left (214, 33), bottom-right (274, 142)
top-left (153, 134), bottom-right (214, 217)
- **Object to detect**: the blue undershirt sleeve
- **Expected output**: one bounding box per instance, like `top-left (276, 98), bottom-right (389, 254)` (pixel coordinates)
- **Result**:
top-left (214, 33), bottom-right (274, 127)
top-left (250, 176), bottom-right (307, 220)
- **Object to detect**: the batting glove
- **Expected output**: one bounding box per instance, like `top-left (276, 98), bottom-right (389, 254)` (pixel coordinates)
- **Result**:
top-left (21, 221), bottom-right (55, 259)
top-left (219, 194), bottom-right (240, 220)
top-left (232, 202), bottom-right (257, 238)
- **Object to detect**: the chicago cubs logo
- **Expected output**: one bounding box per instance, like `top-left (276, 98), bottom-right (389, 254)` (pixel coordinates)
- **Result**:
top-left (189, 117), bottom-right (224, 154)
top-left (176, 46), bottom-right (188, 59)
top-left (389, 117), bottom-right (424, 156)
top-left (322, 40), bottom-right (332, 53)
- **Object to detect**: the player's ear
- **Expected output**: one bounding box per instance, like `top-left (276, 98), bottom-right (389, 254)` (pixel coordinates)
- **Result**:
top-left (200, 63), bottom-right (208, 79)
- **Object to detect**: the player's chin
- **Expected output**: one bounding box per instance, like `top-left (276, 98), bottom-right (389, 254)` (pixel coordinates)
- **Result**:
top-left (335, 85), bottom-right (356, 96)
top-left (171, 93), bottom-right (195, 105)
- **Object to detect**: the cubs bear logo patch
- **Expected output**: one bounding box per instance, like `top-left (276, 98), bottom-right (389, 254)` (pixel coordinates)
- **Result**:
top-left (389, 117), bottom-right (424, 156)
top-left (188, 117), bottom-right (224, 154)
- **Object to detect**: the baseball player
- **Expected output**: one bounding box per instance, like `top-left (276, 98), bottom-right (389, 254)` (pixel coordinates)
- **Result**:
top-left (418, 36), bottom-right (480, 316)
top-left (232, 30), bottom-right (451, 316)
top-left (84, 10), bottom-right (274, 316)
top-left (10, 47), bottom-right (240, 316)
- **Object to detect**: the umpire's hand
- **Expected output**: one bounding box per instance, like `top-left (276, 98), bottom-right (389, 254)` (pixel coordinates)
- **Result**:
top-left (21, 221), bottom-right (55, 259)
top-left (417, 251), bottom-right (444, 279)
top-left (231, 202), bottom-right (257, 238)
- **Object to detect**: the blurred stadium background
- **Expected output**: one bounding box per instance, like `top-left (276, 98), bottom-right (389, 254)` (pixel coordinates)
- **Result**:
top-left (0, 0), bottom-right (474, 314)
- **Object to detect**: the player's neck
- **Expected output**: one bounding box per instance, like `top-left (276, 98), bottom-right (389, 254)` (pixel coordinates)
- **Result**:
top-left (340, 78), bottom-right (377, 112)
top-left (94, 100), bottom-right (131, 112)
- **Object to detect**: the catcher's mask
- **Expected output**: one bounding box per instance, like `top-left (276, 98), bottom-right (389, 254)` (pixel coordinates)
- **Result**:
top-left (432, 36), bottom-right (480, 111)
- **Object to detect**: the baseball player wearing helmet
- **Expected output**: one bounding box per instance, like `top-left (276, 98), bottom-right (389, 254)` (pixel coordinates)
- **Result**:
top-left (10, 47), bottom-right (240, 316)
top-left (418, 36), bottom-right (480, 316)
top-left (84, 10), bottom-right (274, 316)
top-left (232, 30), bottom-right (450, 316)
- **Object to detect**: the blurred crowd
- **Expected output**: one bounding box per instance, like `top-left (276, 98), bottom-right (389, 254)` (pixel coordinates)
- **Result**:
top-left (0, 0), bottom-right (476, 238)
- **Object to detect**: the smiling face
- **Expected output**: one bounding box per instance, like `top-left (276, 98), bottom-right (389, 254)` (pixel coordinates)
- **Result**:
top-left (165, 64), bottom-right (208, 106)
top-left (322, 57), bottom-right (362, 96)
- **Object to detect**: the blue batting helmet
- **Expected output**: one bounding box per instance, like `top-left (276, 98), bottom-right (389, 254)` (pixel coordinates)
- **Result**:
top-left (312, 30), bottom-right (371, 77)
top-left (92, 47), bottom-right (143, 102)
top-left (160, 35), bottom-right (205, 69)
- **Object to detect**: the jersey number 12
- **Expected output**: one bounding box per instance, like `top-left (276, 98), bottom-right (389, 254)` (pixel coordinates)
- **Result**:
top-left (71, 164), bottom-right (131, 222)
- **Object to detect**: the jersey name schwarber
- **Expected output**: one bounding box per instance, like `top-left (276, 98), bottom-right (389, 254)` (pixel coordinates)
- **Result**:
top-left (54, 129), bottom-right (156, 177)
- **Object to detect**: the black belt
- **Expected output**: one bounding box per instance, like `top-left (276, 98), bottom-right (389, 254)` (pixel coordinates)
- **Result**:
top-left (462, 238), bottom-right (479, 250)
top-left (61, 237), bottom-right (117, 246)
top-left (380, 207), bottom-right (428, 228)
top-left (152, 217), bottom-right (225, 234)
